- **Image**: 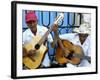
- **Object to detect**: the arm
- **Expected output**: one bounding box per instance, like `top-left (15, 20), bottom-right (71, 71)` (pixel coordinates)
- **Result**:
top-left (46, 24), bottom-right (58, 47)
top-left (54, 31), bottom-right (65, 50)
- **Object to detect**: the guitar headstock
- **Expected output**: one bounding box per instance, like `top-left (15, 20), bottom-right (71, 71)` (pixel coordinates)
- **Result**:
top-left (54, 13), bottom-right (64, 24)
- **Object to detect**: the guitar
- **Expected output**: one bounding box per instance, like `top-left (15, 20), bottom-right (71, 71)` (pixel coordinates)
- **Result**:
top-left (23, 13), bottom-right (64, 69)
top-left (55, 32), bottom-right (91, 65)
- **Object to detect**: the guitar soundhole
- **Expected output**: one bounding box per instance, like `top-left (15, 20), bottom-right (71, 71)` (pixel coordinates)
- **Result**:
top-left (66, 53), bottom-right (73, 60)
top-left (35, 44), bottom-right (40, 50)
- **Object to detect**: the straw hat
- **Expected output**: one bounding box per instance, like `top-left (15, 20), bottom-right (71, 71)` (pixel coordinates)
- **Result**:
top-left (73, 23), bottom-right (91, 34)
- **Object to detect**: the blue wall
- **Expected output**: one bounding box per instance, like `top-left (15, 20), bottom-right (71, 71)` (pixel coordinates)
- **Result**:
top-left (22, 10), bottom-right (74, 33)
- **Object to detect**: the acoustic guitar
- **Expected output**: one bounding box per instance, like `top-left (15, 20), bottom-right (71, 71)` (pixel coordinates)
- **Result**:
top-left (55, 32), bottom-right (91, 65)
top-left (23, 13), bottom-right (64, 69)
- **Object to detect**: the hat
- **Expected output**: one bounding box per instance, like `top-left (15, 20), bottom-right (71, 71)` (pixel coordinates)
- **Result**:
top-left (25, 12), bottom-right (37, 23)
top-left (73, 23), bottom-right (91, 34)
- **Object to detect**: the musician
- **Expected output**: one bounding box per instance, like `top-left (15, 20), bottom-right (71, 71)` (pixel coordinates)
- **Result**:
top-left (59, 14), bottom-right (91, 67)
top-left (23, 11), bottom-right (58, 68)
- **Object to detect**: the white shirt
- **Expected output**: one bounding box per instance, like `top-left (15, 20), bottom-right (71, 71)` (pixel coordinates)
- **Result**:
top-left (23, 25), bottom-right (53, 45)
top-left (59, 33), bottom-right (91, 67)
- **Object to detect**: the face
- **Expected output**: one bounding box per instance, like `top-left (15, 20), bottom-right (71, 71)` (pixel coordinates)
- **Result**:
top-left (78, 33), bottom-right (88, 38)
top-left (27, 20), bottom-right (38, 33)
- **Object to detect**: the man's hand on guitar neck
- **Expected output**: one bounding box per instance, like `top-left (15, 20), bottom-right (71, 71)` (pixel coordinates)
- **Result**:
top-left (52, 24), bottom-right (58, 32)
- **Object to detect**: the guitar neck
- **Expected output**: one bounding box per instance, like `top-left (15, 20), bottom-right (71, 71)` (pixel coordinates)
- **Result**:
top-left (72, 54), bottom-right (91, 63)
top-left (35, 25), bottom-right (54, 50)
top-left (39, 27), bottom-right (52, 45)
